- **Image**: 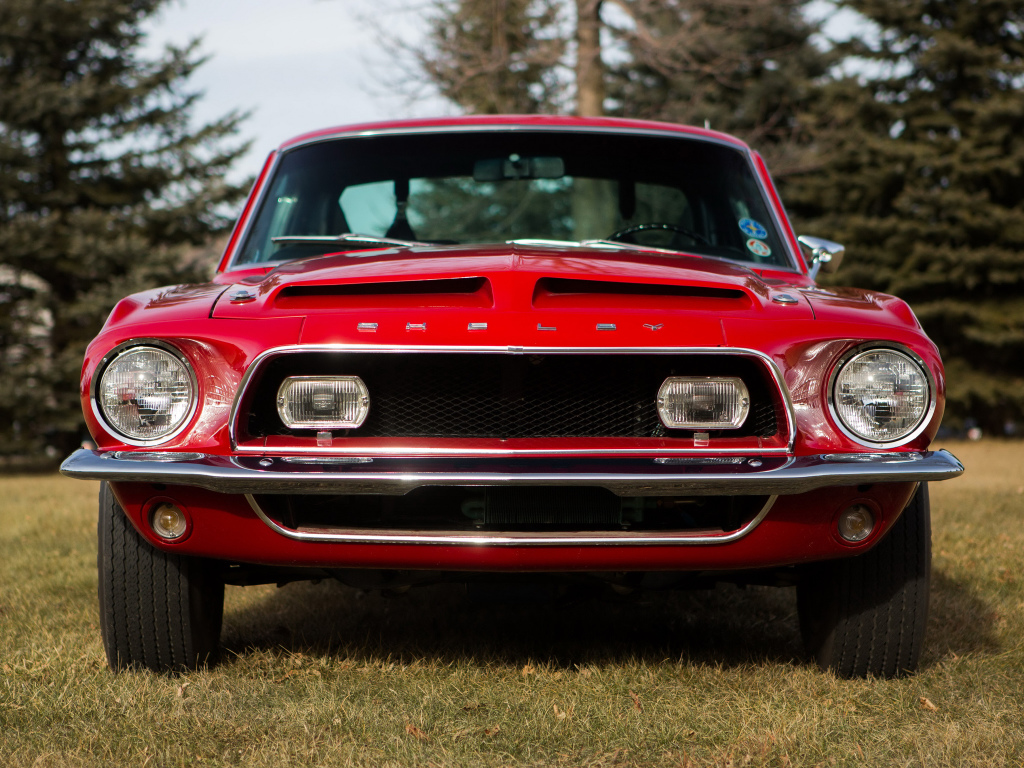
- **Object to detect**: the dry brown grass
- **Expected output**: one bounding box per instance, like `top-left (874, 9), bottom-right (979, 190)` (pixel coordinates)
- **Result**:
top-left (1, 440), bottom-right (1022, 766)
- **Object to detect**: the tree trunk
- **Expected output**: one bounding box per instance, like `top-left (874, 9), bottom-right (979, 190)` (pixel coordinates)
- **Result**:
top-left (575, 0), bottom-right (604, 116)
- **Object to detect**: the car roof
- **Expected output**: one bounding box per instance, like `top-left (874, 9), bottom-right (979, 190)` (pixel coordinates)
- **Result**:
top-left (277, 115), bottom-right (751, 153)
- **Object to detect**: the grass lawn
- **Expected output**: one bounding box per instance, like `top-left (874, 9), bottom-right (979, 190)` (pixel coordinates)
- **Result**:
top-left (1, 440), bottom-right (1022, 766)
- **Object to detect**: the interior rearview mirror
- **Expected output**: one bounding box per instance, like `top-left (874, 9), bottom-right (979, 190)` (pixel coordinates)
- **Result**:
top-left (473, 156), bottom-right (565, 182)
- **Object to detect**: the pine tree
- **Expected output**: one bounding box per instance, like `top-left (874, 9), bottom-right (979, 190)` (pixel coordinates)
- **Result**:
top-left (0, 0), bottom-right (250, 460)
top-left (403, 0), bottom-right (567, 113)
top-left (604, 0), bottom-right (834, 177)
top-left (785, 0), bottom-right (1024, 433)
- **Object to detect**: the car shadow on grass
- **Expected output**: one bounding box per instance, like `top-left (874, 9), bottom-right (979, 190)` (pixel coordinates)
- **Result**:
top-left (923, 568), bottom-right (1003, 663)
top-left (220, 565), bottom-right (1002, 673)
top-left (221, 577), bottom-right (808, 671)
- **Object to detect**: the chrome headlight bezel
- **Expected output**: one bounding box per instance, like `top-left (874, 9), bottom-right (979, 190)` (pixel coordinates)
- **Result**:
top-left (91, 340), bottom-right (199, 447)
top-left (826, 343), bottom-right (936, 449)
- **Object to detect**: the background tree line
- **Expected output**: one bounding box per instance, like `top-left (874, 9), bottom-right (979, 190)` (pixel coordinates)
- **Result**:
top-left (0, 0), bottom-right (249, 463)
top-left (1, 0), bottom-right (1022, 462)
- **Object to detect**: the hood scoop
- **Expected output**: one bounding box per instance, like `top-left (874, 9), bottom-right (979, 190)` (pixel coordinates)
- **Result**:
top-left (532, 277), bottom-right (752, 310)
top-left (274, 276), bottom-right (493, 310)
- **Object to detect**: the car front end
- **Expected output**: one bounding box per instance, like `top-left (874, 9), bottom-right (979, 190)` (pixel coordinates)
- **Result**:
top-left (62, 116), bottom-right (962, 676)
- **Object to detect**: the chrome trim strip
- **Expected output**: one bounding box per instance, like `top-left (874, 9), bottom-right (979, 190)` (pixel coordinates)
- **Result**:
top-left (60, 448), bottom-right (964, 497)
top-left (226, 344), bottom-right (798, 454)
top-left (229, 445), bottom-right (784, 457)
top-left (283, 122), bottom-right (748, 156)
top-left (111, 451), bottom-right (207, 462)
top-left (746, 150), bottom-right (804, 272)
top-left (282, 456), bottom-right (373, 465)
top-left (223, 149), bottom-right (283, 269)
top-left (242, 494), bottom-right (779, 547)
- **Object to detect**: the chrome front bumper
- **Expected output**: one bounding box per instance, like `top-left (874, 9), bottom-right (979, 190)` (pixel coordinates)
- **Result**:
top-left (60, 449), bottom-right (963, 497)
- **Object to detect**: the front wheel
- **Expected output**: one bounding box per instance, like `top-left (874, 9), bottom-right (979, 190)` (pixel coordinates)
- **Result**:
top-left (797, 484), bottom-right (931, 678)
top-left (98, 483), bottom-right (224, 672)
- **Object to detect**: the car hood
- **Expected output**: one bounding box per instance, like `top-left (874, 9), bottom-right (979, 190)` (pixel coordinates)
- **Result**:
top-left (213, 242), bottom-right (812, 322)
top-left (796, 285), bottom-right (921, 329)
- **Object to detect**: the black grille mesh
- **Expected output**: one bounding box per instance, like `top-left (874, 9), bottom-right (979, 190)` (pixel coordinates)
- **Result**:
top-left (362, 355), bottom-right (663, 438)
top-left (244, 352), bottom-right (780, 439)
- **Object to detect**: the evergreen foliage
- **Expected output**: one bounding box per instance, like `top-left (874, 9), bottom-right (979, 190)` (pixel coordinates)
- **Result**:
top-left (410, 0), bottom-right (566, 113)
top-left (0, 0), bottom-right (250, 459)
top-left (785, 0), bottom-right (1024, 432)
top-left (604, 0), bottom-right (835, 177)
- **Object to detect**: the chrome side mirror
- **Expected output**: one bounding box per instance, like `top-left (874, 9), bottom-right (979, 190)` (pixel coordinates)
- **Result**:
top-left (797, 235), bottom-right (845, 279)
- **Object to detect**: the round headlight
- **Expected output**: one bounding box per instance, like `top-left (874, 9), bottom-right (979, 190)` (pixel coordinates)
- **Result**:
top-left (830, 348), bottom-right (931, 445)
top-left (97, 345), bottom-right (196, 442)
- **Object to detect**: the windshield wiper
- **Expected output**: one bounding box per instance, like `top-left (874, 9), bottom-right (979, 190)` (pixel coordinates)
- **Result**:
top-left (580, 239), bottom-right (697, 256)
top-left (270, 233), bottom-right (426, 248)
top-left (508, 238), bottom-right (691, 255)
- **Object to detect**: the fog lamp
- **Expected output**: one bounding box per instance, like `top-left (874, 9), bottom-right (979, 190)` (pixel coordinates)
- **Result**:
top-left (657, 377), bottom-right (750, 429)
top-left (838, 504), bottom-right (874, 542)
top-left (151, 503), bottom-right (187, 540)
top-left (277, 376), bottom-right (370, 429)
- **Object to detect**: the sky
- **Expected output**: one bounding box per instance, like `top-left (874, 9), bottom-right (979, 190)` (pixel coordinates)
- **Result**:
top-left (141, 0), bottom-right (451, 182)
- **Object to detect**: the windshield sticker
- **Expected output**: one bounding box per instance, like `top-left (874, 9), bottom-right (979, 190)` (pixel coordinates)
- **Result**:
top-left (746, 238), bottom-right (772, 258)
top-left (739, 218), bottom-right (768, 239)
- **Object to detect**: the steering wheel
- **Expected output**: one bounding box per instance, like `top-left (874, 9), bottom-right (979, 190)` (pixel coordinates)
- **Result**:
top-left (606, 222), bottom-right (711, 247)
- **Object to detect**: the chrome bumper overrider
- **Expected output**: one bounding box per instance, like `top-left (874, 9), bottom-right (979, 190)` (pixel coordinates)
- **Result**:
top-left (60, 449), bottom-right (963, 497)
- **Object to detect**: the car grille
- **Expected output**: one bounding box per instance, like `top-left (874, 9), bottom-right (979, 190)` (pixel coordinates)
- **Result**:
top-left (240, 351), bottom-right (782, 440)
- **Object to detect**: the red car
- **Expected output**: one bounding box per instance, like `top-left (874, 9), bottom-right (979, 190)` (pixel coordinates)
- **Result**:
top-left (61, 116), bottom-right (962, 677)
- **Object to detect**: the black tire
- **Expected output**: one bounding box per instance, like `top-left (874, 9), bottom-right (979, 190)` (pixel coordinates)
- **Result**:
top-left (98, 482), bottom-right (224, 672)
top-left (797, 483), bottom-right (931, 678)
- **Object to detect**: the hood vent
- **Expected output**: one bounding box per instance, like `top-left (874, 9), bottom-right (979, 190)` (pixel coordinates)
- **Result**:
top-left (533, 277), bottom-right (751, 309)
top-left (275, 277), bottom-right (493, 310)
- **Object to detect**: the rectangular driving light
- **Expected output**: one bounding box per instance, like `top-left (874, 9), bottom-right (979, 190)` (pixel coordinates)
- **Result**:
top-left (277, 376), bottom-right (370, 429)
top-left (657, 377), bottom-right (750, 429)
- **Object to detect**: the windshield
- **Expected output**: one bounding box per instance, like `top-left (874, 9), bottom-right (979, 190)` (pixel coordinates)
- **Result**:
top-left (234, 130), bottom-right (793, 269)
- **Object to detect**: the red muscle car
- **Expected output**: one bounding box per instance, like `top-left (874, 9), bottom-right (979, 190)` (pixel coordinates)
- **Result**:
top-left (61, 116), bottom-right (963, 677)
